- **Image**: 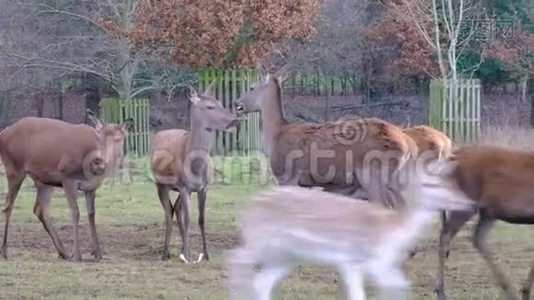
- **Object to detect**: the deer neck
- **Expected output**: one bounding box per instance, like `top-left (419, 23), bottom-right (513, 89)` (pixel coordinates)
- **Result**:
top-left (260, 85), bottom-right (287, 155)
top-left (189, 113), bottom-right (215, 153)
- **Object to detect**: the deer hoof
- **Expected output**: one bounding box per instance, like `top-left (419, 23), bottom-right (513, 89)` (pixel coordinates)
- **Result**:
top-left (161, 252), bottom-right (171, 261)
top-left (179, 253), bottom-right (190, 264)
top-left (434, 288), bottom-right (448, 300)
top-left (193, 253), bottom-right (205, 264)
top-left (70, 252), bottom-right (82, 262)
top-left (58, 252), bottom-right (69, 261)
top-left (91, 249), bottom-right (102, 261)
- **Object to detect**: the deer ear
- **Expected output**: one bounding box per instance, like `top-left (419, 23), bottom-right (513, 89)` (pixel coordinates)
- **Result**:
top-left (122, 118), bottom-right (134, 132)
top-left (256, 62), bottom-right (269, 82)
top-left (187, 85), bottom-right (201, 104)
top-left (87, 109), bottom-right (104, 132)
top-left (203, 80), bottom-right (216, 98)
top-left (275, 64), bottom-right (292, 83)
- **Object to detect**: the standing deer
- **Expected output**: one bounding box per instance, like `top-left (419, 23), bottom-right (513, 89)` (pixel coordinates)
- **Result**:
top-left (0, 112), bottom-right (132, 261)
top-left (150, 84), bottom-right (239, 263)
top-left (227, 162), bottom-right (473, 300)
top-left (434, 146), bottom-right (534, 300)
top-left (234, 64), bottom-right (417, 208)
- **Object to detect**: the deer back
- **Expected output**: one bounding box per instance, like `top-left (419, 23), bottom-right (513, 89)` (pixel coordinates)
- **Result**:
top-left (269, 118), bottom-right (413, 186)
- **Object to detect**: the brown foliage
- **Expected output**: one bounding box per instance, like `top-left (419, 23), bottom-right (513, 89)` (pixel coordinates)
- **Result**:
top-left (363, 3), bottom-right (437, 78)
top-left (486, 29), bottom-right (534, 74)
top-left (115, 0), bottom-right (321, 68)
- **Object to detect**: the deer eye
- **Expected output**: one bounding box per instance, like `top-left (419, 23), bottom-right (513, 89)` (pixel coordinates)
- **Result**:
top-left (207, 106), bottom-right (215, 110)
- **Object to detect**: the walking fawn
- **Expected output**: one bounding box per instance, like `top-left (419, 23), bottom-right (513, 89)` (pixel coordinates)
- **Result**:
top-left (227, 161), bottom-right (473, 300)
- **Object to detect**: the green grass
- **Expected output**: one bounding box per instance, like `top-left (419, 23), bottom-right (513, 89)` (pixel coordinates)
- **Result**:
top-left (1, 157), bottom-right (534, 299)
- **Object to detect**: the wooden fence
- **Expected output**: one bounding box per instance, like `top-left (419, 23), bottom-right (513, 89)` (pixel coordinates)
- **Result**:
top-left (101, 98), bottom-right (151, 157)
top-left (198, 69), bottom-right (261, 156)
top-left (429, 79), bottom-right (481, 143)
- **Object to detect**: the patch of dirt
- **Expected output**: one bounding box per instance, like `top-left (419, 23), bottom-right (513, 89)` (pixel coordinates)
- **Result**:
top-left (3, 220), bottom-right (240, 262)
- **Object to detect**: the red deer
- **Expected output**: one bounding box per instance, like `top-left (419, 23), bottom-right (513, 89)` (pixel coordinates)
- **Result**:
top-left (234, 64), bottom-right (417, 208)
top-left (151, 84), bottom-right (239, 263)
top-left (402, 125), bottom-right (453, 166)
top-left (434, 146), bottom-right (534, 300)
top-left (227, 164), bottom-right (473, 300)
top-left (0, 112), bottom-right (132, 261)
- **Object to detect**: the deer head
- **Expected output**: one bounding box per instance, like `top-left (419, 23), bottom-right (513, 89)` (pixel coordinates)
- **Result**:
top-left (189, 83), bottom-right (239, 133)
top-left (86, 110), bottom-right (133, 174)
top-left (234, 63), bottom-right (279, 116)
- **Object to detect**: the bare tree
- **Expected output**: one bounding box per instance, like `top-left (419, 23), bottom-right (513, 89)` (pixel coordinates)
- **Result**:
top-left (388, 0), bottom-right (483, 81)
top-left (282, 0), bottom-right (370, 75)
top-left (0, 0), bottom-right (188, 101)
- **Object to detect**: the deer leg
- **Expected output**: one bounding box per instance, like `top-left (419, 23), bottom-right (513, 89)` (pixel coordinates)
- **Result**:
top-left (370, 265), bottom-right (409, 300)
top-left (33, 183), bottom-right (69, 260)
top-left (156, 184), bottom-right (173, 261)
top-left (473, 213), bottom-right (518, 300)
top-left (435, 210), bottom-right (474, 300)
top-left (84, 190), bottom-right (101, 261)
top-left (252, 262), bottom-right (290, 300)
top-left (178, 189), bottom-right (192, 263)
top-left (520, 260), bottom-right (534, 300)
top-left (173, 194), bottom-right (185, 254)
top-left (227, 247), bottom-right (260, 300)
top-left (197, 188), bottom-right (209, 262)
top-left (1, 173), bottom-right (25, 259)
top-left (63, 181), bottom-right (82, 262)
top-left (339, 264), bottom-right (366, 300)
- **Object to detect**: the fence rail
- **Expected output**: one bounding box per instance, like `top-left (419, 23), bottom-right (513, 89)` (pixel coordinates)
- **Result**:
top-left (429, 79), bottom-right (481, 143)
top-left (101, 98), bottom-right (151, 157)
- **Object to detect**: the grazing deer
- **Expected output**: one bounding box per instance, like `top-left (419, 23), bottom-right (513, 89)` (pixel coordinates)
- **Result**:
top-left (402, 125), bottom-right (453, 168)
top-left (234, 64), bottom-right (417, 208)
top-left (227, 163), bottom-right (473, 300)
top-left (0, 112), bottom-right (132, 261)
top-left (434, 145), bottom-right (534, 300)
top-left (150, 84), bottom-right (239, 263)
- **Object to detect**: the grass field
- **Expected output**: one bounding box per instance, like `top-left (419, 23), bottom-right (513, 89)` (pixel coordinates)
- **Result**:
top-left (0, 157), bottom-right (533, 300)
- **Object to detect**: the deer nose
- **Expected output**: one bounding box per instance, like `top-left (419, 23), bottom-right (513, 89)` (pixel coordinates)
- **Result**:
top-left (226, 118), bottom-right (240, 129)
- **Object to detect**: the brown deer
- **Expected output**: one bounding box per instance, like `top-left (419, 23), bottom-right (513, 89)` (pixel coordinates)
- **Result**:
top-left (434, 146), bottom-right (534, 300)
top-left (227, 162), bottom-right (473, 300)
top-left (402, 125), bottom-right (453, 166)
top-left (0, 112), bottom-right (132, 261)
top-left (234, 64), bottom-right (417, 208)
top-left (150, 84), bottom-right (239, 263)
